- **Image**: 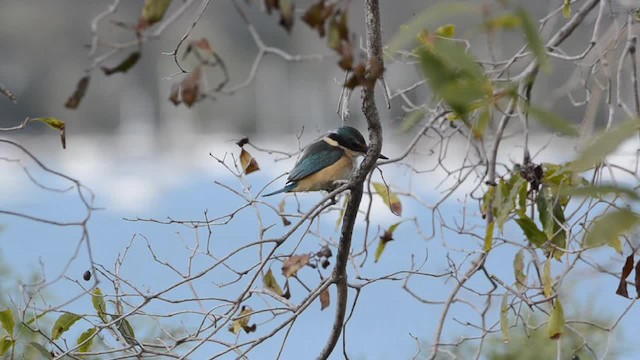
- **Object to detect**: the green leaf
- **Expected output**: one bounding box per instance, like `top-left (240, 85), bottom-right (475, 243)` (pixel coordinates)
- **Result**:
top-left (513, 249), bottom-right (526, 291)
top-left (0, 309), bottom-right (14, 337)
top-left (495, 176), bottom-right (526, 232)
top-left (528, 107), bottom-right (578, 136)
top-left (584, 209), bottom-right (640, 254)
top-left (372, 182), bottom-right (402, 216)
top-left (550, 196), bottom-right (567, 260)
top-left (484, 220), bottom-right (495, 252)
top-left (536, 186), bottom-right (566, 260)
top-left (516, 7), bottom-right (549, 72)
top-left (263, 269), bottom-right (284, 296)
top-left (399, 109), bottom-right (426, 133)
top-left (500, 293), bottom-right (509, 343)
top-left (375, 222), bottom-right (403, 263)
top-left (569, 120), bottom-right (640, 172)
top-left (418, 40), bottom-right (490, 119)
top-left (101, 52), bottom-right (141, 76)
top-left (515, 216), bottom-right (546, 247)
top-left (77, 327), bottom-right (97, 353)
top-left (51, 313), bottom-right (81, 340)
top-left (116, 317), bottom-right (136, 345)
top-left (0, 336), bottom-right (13, 356)
top-left (387, 2), bottom-right (480, 53)
top-left (92, 288), bottom-right (108, 323)
top-left (557, 184), bottom-right (639, 200)
top-left (548, 298), bottom-right (565, 339)
top-left (517, 178), bottom-right (528, 216)
top-left (28, 342), bottom-right (52, 359)
top-left (543, 259), bottom-right (552, 298)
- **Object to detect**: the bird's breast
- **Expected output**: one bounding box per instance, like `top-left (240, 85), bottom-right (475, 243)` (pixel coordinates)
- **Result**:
top-left (293, 155), bottom-right (355, 192)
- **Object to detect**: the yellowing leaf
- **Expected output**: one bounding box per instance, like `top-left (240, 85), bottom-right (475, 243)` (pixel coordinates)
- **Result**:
top-left (0, 309), bottom-right (14, 337)
top-left (372, 182), bottom-right (402, 216)
top-left (548, 298), bottom-right (565, 339)
top-left (52, 313), bottom-right (81, 340)
top-left (513, 249), bottom-right (526, 291)
top-left (32, 117), bottom-right (66, 149)
top-left (320, 288), bottom-right (330, 311)
top-left (472, 107), bottom-right (491, 139)
top-left (0, 337), bottom-right (13, 356)
top-left (282, 254), bottom-right (311, 278)
top-left (228, 306), bottom-right (256, 335)
top-left (92, 288), bottom-right (108, 323)
top-left (485, 13), bottom-right (521, 32)
top-left (563, 0), bottom-right (571, 19)
top-left (375, 222), bottom-right (403, 263)
top-left (239, 148), bottom-right (260, 175)
top-left (263, 269), bottom-right (283, 296)
top-left (543, 259), bottom-right (552, 298)
top-left (399, 109), bottom-right (426, 133)
top-left (335, 194), bottom-right (349, 231)
top-left (500, 293), bottom-right (509, 343)
top-left (139, 0), bottom-right (172, 30)
top-left (77, 328), bottom-right (97, 353)
top-left (484, 220), bottom-right (495, 252)
top-left (435, 24), bottom-right (456, 38)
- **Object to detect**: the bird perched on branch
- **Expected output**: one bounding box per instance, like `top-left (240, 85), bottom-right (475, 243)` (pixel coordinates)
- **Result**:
top-left (263, 126), bottom-right (387, 196)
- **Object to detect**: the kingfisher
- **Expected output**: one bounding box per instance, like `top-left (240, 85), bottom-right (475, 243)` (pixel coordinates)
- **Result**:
top-left (263, 126), bottom-right (387, 196)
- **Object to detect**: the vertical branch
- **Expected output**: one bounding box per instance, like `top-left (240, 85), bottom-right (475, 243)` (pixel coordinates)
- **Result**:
top-left (315, 0), bottom-right (384, 359)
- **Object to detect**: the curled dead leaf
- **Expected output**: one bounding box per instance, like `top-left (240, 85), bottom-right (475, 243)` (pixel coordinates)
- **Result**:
top-left (240, 149), bottom-right (260, 175)
top-left (65, 76), bottom-right (90, 110)
top-left (228, 306), bottom-right (257, 334)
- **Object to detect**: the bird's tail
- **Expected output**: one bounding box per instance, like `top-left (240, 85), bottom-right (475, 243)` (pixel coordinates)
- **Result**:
top-left (262, 183), bottom-right (296, 197)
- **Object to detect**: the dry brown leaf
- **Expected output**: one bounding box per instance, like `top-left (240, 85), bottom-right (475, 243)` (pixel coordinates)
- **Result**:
top-left (65, 76), bottom-right (90, 110)
top-left (282, 254), bottom-right (311, 278)
top-left (320, 288), bottom-right (330, 310)
top-left (240, 148), bottom-right (260, 174)
top-left (617, 254), bottom-right (634, 298)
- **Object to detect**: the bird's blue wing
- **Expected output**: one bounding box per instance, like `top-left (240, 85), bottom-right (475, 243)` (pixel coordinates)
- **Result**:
top-left (287, 141), bottom-right (344, 182)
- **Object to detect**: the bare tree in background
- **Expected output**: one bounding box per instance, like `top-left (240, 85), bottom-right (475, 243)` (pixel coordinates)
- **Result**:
top-left (2, 0), bottom-right (640, 359)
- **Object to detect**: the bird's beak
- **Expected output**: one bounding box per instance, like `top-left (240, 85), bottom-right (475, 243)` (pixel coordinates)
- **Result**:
top-left (364, 146), bottom-right (388, 160)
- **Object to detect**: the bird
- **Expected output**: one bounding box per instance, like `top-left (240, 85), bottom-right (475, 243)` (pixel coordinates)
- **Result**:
top-left (263, 126), bottom-right (388, 196)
